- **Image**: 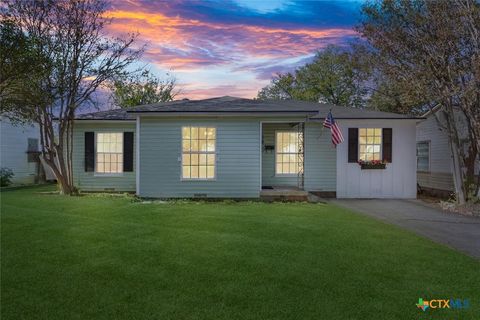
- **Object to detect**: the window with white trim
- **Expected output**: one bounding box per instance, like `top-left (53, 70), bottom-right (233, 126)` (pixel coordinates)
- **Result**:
top-left (182, 127), bottom-right (216, 179)
top-left (96, 132), bottom-right (123, 173)
top-left (275, 131), bottom-right (301, 175)
top-left (416, 141), bottom-right (430, 172)
top-left (359, 128), bottom-right (382, 161)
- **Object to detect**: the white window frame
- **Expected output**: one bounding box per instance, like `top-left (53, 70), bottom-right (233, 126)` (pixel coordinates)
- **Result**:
top-left (275, 130), bottom-right (301, 176)
top-left (94, 132), bottom-right (124, 177)
top-left (358, 128), bottom-right (383, 161)
top-left (181, 126), bottom-right (217, 181)
top-left (416, 140), bottom-right (430, 172)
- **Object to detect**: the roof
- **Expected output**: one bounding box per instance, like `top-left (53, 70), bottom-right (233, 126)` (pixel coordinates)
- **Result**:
top-left (75, 96), bottom-right (421, 120)
top-left (75, 108), bottom-right (132, 120)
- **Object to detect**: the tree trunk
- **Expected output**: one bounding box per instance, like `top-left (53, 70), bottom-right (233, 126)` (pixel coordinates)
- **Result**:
top-left (53, 133), bottom-right (77, 195)
top-left (443, 107), bottom-right (467, 204)
top-left (38, 111), bottom-right (78, 195)
top-left (449, 138), bottom-right (467, 205)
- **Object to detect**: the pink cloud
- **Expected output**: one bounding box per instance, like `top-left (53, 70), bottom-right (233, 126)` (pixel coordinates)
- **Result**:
top-left (100, 4), bottom-right (358, 99)
top-left (104, 10), bottom-right (357, 70)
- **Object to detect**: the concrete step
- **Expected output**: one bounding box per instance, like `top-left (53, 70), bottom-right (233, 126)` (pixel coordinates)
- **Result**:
top-left (260, 189), bottom-right (309, 202)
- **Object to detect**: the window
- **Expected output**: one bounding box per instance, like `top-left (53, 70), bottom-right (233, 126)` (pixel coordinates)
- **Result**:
top-left (182, 127), bottom-right (216, 179)
top-left (27, 138), bottom-right (39, 162)
top-left (27, 138), bottom-right (39, 152)
top-left (276, 131), bottom-right (301, 175)
top-left (359, 128), bottom-right (382, 161)
top-left (96, 133), bottom-right (123, 173)
top-left (416, 141), bottom-right (430, 172)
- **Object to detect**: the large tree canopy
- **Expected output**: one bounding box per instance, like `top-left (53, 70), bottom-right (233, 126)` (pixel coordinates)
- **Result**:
top-left (357, 0), bottom-right (480, 203)
top-left (0, 0), bottom-right (143, 194)
top-left (109, 70), bottom-right (178, 108)
top-left (0, 19), bottom-right (51, 121)
top-left (257, 46), bottom-right (368, 108)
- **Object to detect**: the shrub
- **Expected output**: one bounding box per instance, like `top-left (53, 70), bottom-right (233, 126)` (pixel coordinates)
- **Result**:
top-left (0, 167), bottom-right (14, 187)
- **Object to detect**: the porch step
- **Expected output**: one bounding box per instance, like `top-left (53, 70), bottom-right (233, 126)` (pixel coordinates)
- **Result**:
top-left (260, 189), bottom-right (309, 202)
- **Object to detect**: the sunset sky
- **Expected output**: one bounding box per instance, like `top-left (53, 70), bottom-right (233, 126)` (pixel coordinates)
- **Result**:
top-left (105, 0), bottom-right (362, 99)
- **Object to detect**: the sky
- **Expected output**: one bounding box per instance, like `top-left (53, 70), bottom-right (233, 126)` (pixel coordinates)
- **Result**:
top-left (104, 0), bottom-right (362, 100)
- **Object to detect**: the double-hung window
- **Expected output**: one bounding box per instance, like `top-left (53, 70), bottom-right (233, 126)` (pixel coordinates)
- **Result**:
top-left (182, 127), bottom-right (216, 179)
top-left (276, 131), bottom-right (301, 175)
top-left (96, 132), bottom-right (123, 173)
top-left (359, 128), bottom-right (382, 161)
top-left (416, 141), bottom-right (430, 172)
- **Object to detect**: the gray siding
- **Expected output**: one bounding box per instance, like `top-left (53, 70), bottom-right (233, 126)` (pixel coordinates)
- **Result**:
top-left (71, 118), bottom-right (338, 197)
top-left (417, 172), bottom-right (454, 192)
top-left (416, 114), bottom-right (453, 191)
top-left (416, 115), bottom-right (452, 173)
top-left (0, 118), bottom-right (39, 184)
top-left (261, 122), bottom-right (336, 191)
top-left (304, 122), bottom-right (336, 191)
top-left (415, 111), bottom-right (480, 192)
top-left (139, 118), bottom-right (261, 198)
top-left (73, 122), bottom-right (136, 192)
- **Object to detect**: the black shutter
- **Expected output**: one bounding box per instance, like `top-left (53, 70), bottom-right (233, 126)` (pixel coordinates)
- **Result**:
top-left (123, 132), bottom-right (134, 172)
top-left (85, 132), bottom-right (95, 172)
top-left (348, 128), bottom-right (358, 163)
top-left (383, 128), bottom-right (392, 163)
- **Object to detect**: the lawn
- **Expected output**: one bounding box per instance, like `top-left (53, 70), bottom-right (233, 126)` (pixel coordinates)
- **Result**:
top-left (1, 186), bottom-right (479, 320)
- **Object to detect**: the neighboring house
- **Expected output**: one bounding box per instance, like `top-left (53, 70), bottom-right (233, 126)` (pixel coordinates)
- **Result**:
top-left (416, 107), bottom-right (480, 196)
top-left (73, 96), bottom-right (420, 199)
top-left (0, 117), bottom-right (41, 185)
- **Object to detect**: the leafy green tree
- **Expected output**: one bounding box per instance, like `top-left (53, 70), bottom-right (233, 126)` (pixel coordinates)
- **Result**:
top-left (257, 73), bottom-right (297, 100)
top-left (357, 0), bottom-right (480, 203)
top-left (295, 46), bottom-right (367, 107)
top-left (0, 20), bottom-right (51, 121)
top-left (109, 70), bottom-right (178, 108)
top-left (347, 43), bottom-right (428, 114)
top-left (1, 0), bottom-right (143, 195)
top-left (257, 46), bottom-right (368, 107)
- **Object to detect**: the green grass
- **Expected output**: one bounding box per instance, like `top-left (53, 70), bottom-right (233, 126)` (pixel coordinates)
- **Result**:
top-left (1, 186), bottom-right (479, 320)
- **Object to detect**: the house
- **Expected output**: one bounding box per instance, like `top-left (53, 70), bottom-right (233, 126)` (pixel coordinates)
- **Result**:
top-left (416, 107), bottom-right (480, 197)
top-left (73, 96), bottom-right (421, 199)
top-left (0, 117), bottom-right (42, 185)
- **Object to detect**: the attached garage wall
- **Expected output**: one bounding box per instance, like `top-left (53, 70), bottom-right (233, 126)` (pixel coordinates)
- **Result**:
top-left (336, 120), bottom-right (417, 199)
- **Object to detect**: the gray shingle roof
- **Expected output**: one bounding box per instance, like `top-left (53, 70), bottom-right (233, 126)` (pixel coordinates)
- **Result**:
top-left (75, 96), bottom-right (421, 120)
top-left (75, 108), bottom-right (132, 120)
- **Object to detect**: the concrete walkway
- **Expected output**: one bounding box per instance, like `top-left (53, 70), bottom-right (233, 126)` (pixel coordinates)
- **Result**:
top-left (330, 199), bottom-right (480, 259)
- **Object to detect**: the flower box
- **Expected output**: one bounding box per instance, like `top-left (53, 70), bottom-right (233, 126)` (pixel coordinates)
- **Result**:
top-left (358, 160), bottom-right (386, 170)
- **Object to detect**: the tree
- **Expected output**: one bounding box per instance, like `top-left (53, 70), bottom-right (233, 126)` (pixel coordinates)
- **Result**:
top-left (0, 0), bottom-right (143, 195)
top-left (357, 0), bottom-right (480, 203)
top-left (348, 43), bottom-right (429, 114)
top-left (109, 70), bottom-right (178, 108)
top-left (0, 19), bottom-right (50, 120)
top-left (295, 46), bottom-right (367, 107)
top-left (257, 73), bottom-right (297, 100)
top-left (257, 46), bottom-right (368, 107)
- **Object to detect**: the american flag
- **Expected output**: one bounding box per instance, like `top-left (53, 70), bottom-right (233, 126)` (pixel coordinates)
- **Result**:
top-left (323, 111), bottom-right (344, 146)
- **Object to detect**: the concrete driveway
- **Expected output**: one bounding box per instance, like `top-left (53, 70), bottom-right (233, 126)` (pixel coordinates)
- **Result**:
top-left (330, 199), bottom-right (480, 259)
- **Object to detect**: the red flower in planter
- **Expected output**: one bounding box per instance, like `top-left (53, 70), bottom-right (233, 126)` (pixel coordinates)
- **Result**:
top-left (357, 159), bottom-right (387, 169)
